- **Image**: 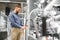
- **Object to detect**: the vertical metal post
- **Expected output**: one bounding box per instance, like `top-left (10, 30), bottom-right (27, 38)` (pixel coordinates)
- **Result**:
top-left (24, 17), bottom-right (26, 40)
top-left (21, 2), bottom-right (24, 13)
top-left (25, 0), bottom-right (30, 40)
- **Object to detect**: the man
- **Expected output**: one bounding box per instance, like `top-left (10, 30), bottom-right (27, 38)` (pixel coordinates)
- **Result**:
top-left (8, 4), bottom-right (26, 40)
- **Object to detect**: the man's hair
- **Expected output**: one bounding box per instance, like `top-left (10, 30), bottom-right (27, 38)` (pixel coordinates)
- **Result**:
top-left (14, 4), bottom-right (21, 10)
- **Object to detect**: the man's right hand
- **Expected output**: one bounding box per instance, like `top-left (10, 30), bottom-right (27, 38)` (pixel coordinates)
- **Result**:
top-left (21, 26), bottom-right (27, 30)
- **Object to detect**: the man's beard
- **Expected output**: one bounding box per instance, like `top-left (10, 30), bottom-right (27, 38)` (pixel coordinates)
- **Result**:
top-left (16, 11), bottom-right (19, 14)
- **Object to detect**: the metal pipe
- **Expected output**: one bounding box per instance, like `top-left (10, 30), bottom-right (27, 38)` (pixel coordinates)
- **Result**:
top-left (0, 1), bottom-right (26, 3)
top-left (44, 0), bottom-right (56, 11)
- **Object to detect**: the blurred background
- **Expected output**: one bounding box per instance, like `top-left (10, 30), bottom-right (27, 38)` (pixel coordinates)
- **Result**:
top-left (1, 0), bottom-right (60, 40)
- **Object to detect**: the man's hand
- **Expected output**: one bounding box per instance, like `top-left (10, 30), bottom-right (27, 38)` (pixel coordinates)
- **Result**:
top-left (21, 26), bottom-right (26, 30)
top-left (21, 25), bottom-right (28, 30)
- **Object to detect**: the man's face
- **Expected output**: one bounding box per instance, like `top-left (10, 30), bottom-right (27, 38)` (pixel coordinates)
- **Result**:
top-left (16, 7), bottom-right (21, 13)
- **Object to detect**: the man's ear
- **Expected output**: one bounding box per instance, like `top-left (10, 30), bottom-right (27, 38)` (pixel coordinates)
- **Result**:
top-left (15, 7), bottom-right (17, 9)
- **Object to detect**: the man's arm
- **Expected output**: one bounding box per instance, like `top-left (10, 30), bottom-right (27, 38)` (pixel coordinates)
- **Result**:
top-left (9, 14), bottom-right (21, 28)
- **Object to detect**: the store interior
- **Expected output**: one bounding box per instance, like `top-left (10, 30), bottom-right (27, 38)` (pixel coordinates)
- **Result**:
top-left (0, 0), bottom-right (60, 40)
